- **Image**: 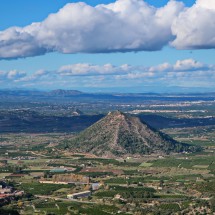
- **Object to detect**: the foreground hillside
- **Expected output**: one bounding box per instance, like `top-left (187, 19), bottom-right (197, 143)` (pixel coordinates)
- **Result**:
top-left (62, 111), bottom-right (199, 157)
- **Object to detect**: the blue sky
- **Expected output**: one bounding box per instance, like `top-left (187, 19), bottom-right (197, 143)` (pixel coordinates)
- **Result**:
top-left (0, 0), bottom-right (214, 92)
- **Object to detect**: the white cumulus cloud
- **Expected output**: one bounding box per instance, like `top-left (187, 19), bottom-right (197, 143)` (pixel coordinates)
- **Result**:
top-left (0, 0), bottom-right (184, 59)
top-left (58, 63), bottom-right (132, 76)
top-left (171, 0), bottom-right (215, 49)
top-left (1, 0), bottom-right (215, 59)
top-left (0, 70), bottom-right (26, 81)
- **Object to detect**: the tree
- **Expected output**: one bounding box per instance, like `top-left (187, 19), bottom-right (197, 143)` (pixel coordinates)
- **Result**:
top-left (143, 191), bottom-right (150, 198)
top-left (210, 197), bottom-right (215, 212)
top-left (17, 200), bottom-right (23, 208)
top-left (159, 179), bottom-right (164, 187)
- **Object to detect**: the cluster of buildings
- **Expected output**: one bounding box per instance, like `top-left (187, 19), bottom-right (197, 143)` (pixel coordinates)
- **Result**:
top-left (80, 167), bottom-right (124, 176)
top-left (40, 173), bottom-right (90, 184)
top-left (11, 156), bottom-right (36, 160)
top-left (0, 184), bottom-right (24, 200)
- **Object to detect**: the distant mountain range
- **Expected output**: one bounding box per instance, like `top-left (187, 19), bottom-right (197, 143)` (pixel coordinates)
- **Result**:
top-left (47, 89), bottom-right (84, 96)
top-left (0, 89), bottom-right (84, 97)
top-left (0, 89), bottom-right (215, 103)
top-left (62, 111), bottom-right (199, 157)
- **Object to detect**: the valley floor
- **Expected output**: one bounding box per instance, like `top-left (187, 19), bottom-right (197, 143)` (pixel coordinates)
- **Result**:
top-left (0, 127), bottom-right (215, 215)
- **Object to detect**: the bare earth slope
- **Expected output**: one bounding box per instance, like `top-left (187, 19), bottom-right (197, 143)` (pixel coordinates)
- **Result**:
top-left (63, 111), bottom-right (199, 157)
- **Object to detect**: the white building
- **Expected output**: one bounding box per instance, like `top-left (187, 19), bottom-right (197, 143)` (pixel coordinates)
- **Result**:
top-left (67, 191), bottom-right (91, 199)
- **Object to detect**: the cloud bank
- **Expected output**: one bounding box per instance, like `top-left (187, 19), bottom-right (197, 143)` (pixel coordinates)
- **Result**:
top-left (1, 59), bottom-right (215, 89)
top-left (0, 0), bottom-right (215, 59)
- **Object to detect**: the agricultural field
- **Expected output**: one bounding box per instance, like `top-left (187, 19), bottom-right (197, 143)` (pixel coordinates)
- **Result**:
top-left (0, 134), bottom-right (214, 215)
top-left (0, 95), bottom-right (215, 214)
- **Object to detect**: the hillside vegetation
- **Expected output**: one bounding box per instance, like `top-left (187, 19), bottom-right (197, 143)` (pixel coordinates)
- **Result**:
top-left (62, 111), bottom-right (199, 157)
